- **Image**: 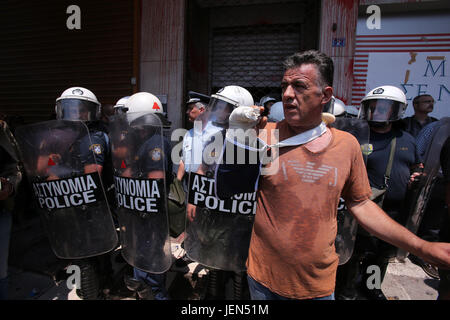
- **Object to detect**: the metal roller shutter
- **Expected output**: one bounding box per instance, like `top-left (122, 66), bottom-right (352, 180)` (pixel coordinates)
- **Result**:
top-left (199, 0), bottom-right (318, 104)
top-left (211, 24), bottom-right (301, 90)
top-left (0, 0), bottom-right (136, 125)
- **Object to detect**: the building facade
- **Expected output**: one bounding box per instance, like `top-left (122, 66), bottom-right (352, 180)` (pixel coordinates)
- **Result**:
top-left (1, 0), bottom-right (448, 130)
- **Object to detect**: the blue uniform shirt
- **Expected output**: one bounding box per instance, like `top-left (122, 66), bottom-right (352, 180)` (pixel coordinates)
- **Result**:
top-left (367, 128), bottom-right (421, 205)
top-left (134, 134), bottom-right (173, 187)
top-left (79, 130), bottom-right (109, 167)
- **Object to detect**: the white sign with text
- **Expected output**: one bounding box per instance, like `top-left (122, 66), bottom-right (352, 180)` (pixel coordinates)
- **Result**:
top-left (365, 52), bottom-right (449, 119)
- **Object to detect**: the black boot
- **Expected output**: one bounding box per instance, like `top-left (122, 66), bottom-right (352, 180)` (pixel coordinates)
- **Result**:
top-left (123, 274), bottom-right (154, 300)
top-left (205, 270), bottom-right (225, 300)
top-left (233, 272), bottom-right (249, 300)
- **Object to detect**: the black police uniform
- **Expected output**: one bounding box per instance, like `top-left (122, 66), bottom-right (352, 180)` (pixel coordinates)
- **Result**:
top-left (37, 120), bottom-right (115, 298)
top-left (79, 122), bottom-right (116, 294)
top-left (367, 129), bottom-right (422, 220)
top-left (135, 134), bottom-right (173, 185)
top-left (337, 127), bottom-right (421, 300)
top-left (361, 128), bottom-right (421, 282)
top-left (80, 128), bottom-right (108, 167)
top-left (127, 132), bottom-right (173, 300)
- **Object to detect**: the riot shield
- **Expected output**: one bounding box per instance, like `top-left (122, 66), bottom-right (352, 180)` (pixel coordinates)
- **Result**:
top-left (334, 198), bottom-right (358, 265)
top-left (397, 117), bottom-right (450, 260)
top-left (183, 103), bottom-right (260, 272)
top-left (185, 171), bottom-right (256, 273)
top-left (331, 118), bottom-right (370, 265)
top-left (109, 112), bottom-right (172, 273)
top-left (15, 120), bottom-right (118, 259)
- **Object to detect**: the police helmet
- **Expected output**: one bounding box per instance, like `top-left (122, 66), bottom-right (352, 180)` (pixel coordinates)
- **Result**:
top-left (358, 85), bottom-right (407, 123)
top-left (55, 87), bottom-right (101, 121)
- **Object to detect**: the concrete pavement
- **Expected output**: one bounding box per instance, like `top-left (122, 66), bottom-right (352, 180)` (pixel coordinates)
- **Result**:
top-left (382, 258), bottom-right (439, 300)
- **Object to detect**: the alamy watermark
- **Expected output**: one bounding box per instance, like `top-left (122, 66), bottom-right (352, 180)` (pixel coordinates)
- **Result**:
top-left (170, 124), bottom-right (280, 176)
top-left (366, 5), bottom-right (381, 30)
top-left (66, 5), bottom-right (81, 30)
top-left (366, 265), bottom-right (382, 290)
top-left (66, 4), bottom-right (381, 31)
top-left (66, 264), bottom-right (81, 290)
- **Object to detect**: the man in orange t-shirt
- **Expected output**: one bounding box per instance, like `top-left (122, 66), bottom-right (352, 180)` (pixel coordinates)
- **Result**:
top-left (237, 50), bottom-right (450, 300)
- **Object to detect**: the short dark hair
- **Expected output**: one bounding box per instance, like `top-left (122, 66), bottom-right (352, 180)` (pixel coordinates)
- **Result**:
top-left (282, 50), bottom-right (334, 87)
top-left (188, 101), bottom-right (206, 110)
top-left (413, 94), bottom-right (433, 105)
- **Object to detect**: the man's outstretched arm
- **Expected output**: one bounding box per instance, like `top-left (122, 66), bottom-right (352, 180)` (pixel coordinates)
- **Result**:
top-left (348, 199), bottom-right (450, 269)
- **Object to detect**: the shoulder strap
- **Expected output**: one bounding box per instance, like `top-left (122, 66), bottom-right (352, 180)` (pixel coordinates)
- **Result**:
top-left (383, 136), bottom-right (396, 188)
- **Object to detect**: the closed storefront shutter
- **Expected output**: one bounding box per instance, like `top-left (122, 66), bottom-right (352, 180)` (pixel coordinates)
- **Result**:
top-left (0, 0), bottom-right (136, 125)
top-left (211, 24), bottom-right (301, 92)
top-left (186, 0), bottom-right (319, 108)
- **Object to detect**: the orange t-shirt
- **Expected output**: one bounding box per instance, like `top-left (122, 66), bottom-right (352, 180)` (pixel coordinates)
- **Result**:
top-left (246, 121), bottom-right (371, 299)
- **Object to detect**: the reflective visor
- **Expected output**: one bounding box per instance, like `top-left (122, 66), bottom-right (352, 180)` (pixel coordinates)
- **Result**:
top-left (359, 99), bottom-right (405, 122)
top-left (208, 97), bottom-right (235, 125)
top-left (56, 99), bottom-right (99, 121)
top-left (114, 106), bottom-right (129, 115)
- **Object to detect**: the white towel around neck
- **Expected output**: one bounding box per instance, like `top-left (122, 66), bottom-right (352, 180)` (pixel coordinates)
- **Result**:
top-left (224, 122), bottom-right (328, 152)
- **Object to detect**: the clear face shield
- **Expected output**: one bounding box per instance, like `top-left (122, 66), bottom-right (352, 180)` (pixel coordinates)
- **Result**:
top-left (114, 106), bottom-right (129, 115)
top-left (56, 99), bottom-right (99, 121)
top-left (207, 97), bottom-right (236, 126)
top-left (359, 99), bottom-right (406, 122)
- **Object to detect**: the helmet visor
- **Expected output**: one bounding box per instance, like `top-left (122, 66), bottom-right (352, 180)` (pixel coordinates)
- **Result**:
top-left (114, 106), bottom-right (129, 115)
top-left (56, 99), bottom-right (99, 121)
top-left (208, 97), bottom-right (235, 125)
top-left (359, 99), bottom-right (405, 122)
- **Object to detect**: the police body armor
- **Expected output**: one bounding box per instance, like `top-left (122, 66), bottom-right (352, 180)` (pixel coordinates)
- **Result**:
top-left (331, 117), bottom-right (370, 265)
top-left (15, 120), bottom-right (118, 259)
top-left (109, 112), bottom-right (172, 273)
top-left (397, 117), bottom-right (450, 260)
top-left (184, 109), bottom-right (258, 273)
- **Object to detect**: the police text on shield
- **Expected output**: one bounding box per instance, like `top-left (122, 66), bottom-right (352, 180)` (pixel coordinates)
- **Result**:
top-left (32, 173), bottom-right (101, 210)
top-left (114, 176), bottom-right (162, 213)
top-left (189, 173), bottom-right (256, 215)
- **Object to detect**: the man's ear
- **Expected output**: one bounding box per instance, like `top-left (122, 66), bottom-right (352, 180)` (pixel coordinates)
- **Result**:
top-left (322, 86), bottom-right (333, 105)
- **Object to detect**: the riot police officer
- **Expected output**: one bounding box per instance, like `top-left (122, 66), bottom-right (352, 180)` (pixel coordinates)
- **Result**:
top-left (110, 92), bottom-right (173, 300)
top-left (55, 87), bottom-right (111, 174)
top-left (185, 85), bottom-right (256, 300)
top-left (113, 96), bottom-right (130, 115)
top-left (338, 85), bottom-right (422, 300)
top-left (56, 87), bottom-right (117, 299)
top-left (14, 86), bottom-right (119, 300)
top-left (35, 87), bottom-right (110, 179)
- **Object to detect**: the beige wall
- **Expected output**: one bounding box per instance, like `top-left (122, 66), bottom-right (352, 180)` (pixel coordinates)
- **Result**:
top-left (140, 0), bottom-right (185, 132)
top-left (319, 0), bottom-right (359, 105)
